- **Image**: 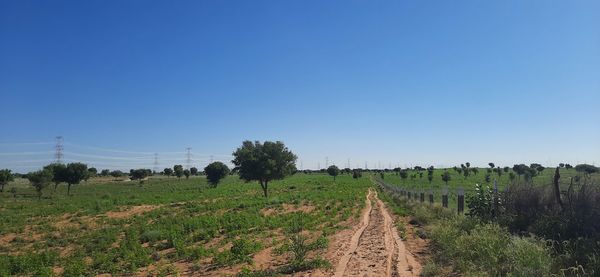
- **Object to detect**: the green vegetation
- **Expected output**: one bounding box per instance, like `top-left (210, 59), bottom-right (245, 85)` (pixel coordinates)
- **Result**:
top-left (0, 173), bottom-right (369, 275)
top-left (204, 161), bottom-right (230, 187)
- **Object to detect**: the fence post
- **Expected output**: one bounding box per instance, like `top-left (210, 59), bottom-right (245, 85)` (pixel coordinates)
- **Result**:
top-left (457, 187), bottom-right (464, 214)
top-left (428, 188), bottom-right (434, 204)
top-left (442, 186), bottom-right (448, 208)
top-left (420, 189), bottom-right (425, 203)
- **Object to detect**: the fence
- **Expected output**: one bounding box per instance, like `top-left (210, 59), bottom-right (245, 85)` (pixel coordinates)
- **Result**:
top-left (375, 178), bottom-right (480, 214)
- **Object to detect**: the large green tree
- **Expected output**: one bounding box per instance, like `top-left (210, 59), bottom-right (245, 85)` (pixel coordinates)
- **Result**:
top-left (27, 169), bottom-right (53, 199)
top-left (43, 163), bottom-right (67, 191)
top-left (64, 163), bottom-right (89, 195)
top-left (204, 161), bottom-right (230, 187)
top-left (0, 169), bottom-right (14, 192)
top-left (327, 165), bottom-right (340, 181)
top-left (130, 169), bottom-right (150, 184)
top-left (232, 140), bottom-right (297, 198)
top-left (173, 165), bottom-right (184, 179)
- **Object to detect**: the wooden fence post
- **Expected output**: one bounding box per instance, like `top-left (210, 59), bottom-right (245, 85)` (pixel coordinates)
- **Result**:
top-left (457, 187), bottom-right (464, 214)
top-left (428, 188), bottom-right (434, 204)
top-left (442, 186), bottom-right (448, 208)
top-left (420, 189), bottom-right (425, 203)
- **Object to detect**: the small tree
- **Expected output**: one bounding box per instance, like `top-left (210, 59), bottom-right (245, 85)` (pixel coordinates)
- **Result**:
top-left (352, 169), bottom-right (362, 179)
top-left (0, 169), bottom-right (14, 192)
top-left (44, 163), bottom-right (66, 191)
top-left (399, 170), bottom-right (408, 182)
top-left (64, 163), bottom-right (88, 195)
top-left (183, 169), bottom-right (191, 179)
top-left (100, 169), bottom-right (110, 177)
top-left (441, 170), bottom-right (451, 186)
top-left (88, 167), bottom-right (98, 177)
top-left (110, 170), bottom-right (124, 179)
top-left (488, 163), bottom-right (495, 169)
top-left (327, 165), bottom-right (340, 181)
top-left (163, 168), bottom-right (173, 177)
top-left (204, 161), bottom-right (230, 188)
top-left (231, 140), bottom-right (297, 198)
top-left (190, 167), bottom-right (198, 176)
top-left (27, 169), bottom-right (53, 199)
top-left (130, 169), bottom-right (149, 184)
top-left (173, 165), bottom-right (184, 179)
top-left (575, 164), bottom-right (599, 180)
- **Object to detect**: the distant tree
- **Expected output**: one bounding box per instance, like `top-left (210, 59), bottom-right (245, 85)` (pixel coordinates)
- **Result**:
top-left (343, 168), bottom-right (351, 174)
top-left (419, 172), bottom-right (424, 178)
top-left (503, 166), bottom-right (510, 173)
top-left (190, 167), bottom-right (198, 176)
top-left (88, 167), bottom-right (98, 177)
top-left (231, 140), bottom-right (297, 198)
top-left (163, 168), bottom-right (173, 177)
top-left (427, 167), bottom-right (434, 184)
top-left (441, 171), bottom-right (451, 186)
top-left (183, 169), bottom-right (191, 179)
top-left (44, 163), bottom-right (67, 191)
top-left (327, 165), bottom-right (340, 181)
top-left (484, 174), bottom-right (491, 183)
top-left (100, 169), bottom-right (110, 177)
top-left (204, 161), bottom-right (230, 187)
top-left (575, 164), bottom-right (599, 179)
top-left (173, 165), bottom-right (184, 179)
top-left (27, 169), bottom-right (53, 199)
top-left (0, 169), bottom-right (14, 192)
top-left (488, 163), bottom-right (495, 169)
top-left (565, 164), bottom-right (573, 170)
top-left (509, 172), bottom-right (516, 183)
top-left (466, 162), bottom-right (471, 168)
top-left (380, 171), bottom-right (385, 180)
top-left (63, 163), bottom-right (88, 195)
top-left (110, 170), bottom-right (124, 179)
top-left (129, 169), bottom-right (149, 184)
top-left (399, 170), bottom-right (408, 182)
top-left (559, 163), bottom-right (565, 168)
top-left (471, 168), bottom-right (479, 175)
top-left (352, 169), bottom-right (362, 179)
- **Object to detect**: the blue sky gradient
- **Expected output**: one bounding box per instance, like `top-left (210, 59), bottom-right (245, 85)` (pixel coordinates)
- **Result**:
top-left (1, 1), bottom-right (599, 172)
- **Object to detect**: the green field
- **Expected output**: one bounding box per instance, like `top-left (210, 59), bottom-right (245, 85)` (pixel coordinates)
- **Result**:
top-left (0, 174), bottom-right (370, 276)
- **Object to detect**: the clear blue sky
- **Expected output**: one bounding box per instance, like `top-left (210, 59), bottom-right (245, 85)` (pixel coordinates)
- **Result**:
top-left (1, 0), bottom-right (599, 172)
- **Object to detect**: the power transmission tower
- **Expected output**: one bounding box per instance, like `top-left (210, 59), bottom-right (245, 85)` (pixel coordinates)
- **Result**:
top-left (300, 160), bottom-right (303, 170)
top-left (153, 153), bottom-right (159, 173)
top-left (185, 148), bottom-right (192, 169)
top-left (318, 162), bottom-right (321, 170)
top-left (325, 157), bottom-right (329, 168)
top-left (347, 158), bottom-right (350, 168)
top-left (54, 136), bottom-right (64, 163)
top-left (365, 161), bottom-right (368, 169)
top-left (210, 155), bottom-right (214, 163)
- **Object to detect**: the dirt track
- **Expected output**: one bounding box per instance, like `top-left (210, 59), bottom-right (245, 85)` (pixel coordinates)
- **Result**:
top-left (333, 189), bottom-right (421, 276)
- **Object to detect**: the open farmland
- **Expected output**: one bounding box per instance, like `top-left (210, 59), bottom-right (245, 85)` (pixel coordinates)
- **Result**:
top-left (0, 174), bottom-right (372, 275)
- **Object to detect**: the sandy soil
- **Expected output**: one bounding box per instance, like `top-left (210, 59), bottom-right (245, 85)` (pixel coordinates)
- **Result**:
top-left (332, 189), bottom-right (421, 277)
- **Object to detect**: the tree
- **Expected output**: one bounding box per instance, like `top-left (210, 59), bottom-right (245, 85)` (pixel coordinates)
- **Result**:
top-left (63, 163), bottom-right (88, 195)
top-left (559, 163), bottom-right (565, 168)
top-left (231, 140), bottom-right (297, 198)
top-left (204, 161), bottom-right (230, 187)
top-left (110, 170), bottom-right (124, 179)
top-left (190, 167), bottom-right (198, 176)
top-left (399, 170), bottom-right (408, 182)
top-left (129, 169), bottom-right (149, 184)
top-left (565, 164), bottom-right (573, 170)
top-left (352, 169), bottom-right (362, 179)
top-left (327, 165), bottom-right (340, 181)
top-left (27, 169), bottom-right (53, 199)
top-left (575, 164), bottom-right (599, 179)
top-left (0, 169), bottom-right (14, 192)
top-left (44, 163), bottom-right (67, 191)
top-left (441, 170), bottom-right (451, 186)
top-left (183, 169), bottom-right (190, 179)
top-left (100, 169), bottom-right (110, 177)
top-left (503, 166), bottom-right (510, 173)
top-left (173, 165), bottom-right (184, 179)
top-left (484, 173), bottom-right (491, 183)
top-left (488, 163), bottom-right (495, 169)
top-left (163, 168), bottom-right (173, 177)
top-left (88, 167), bottom-right (98, 177)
